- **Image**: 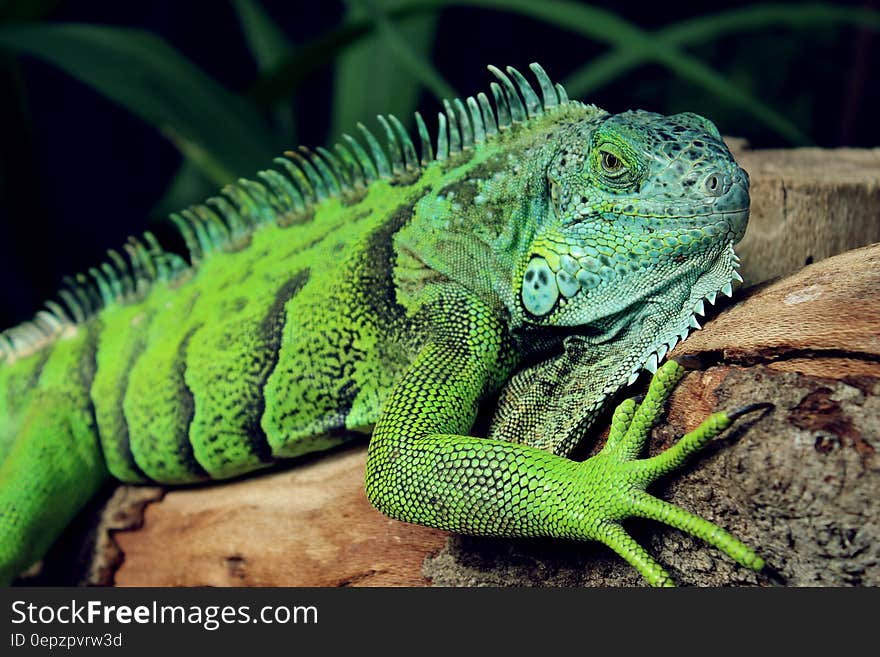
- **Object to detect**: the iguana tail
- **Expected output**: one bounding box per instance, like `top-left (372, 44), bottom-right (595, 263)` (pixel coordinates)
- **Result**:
top-left (0, 326), bottom-right (109, 584)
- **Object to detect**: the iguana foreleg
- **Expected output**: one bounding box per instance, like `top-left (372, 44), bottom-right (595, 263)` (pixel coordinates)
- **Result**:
top-left (365, 290), bottom-right (764, 586)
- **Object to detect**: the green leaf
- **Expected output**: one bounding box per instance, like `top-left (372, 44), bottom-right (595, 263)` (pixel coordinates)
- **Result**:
top-left (564, 4), bottom-right (880, 133)
top-left (330, 1), bottom-right (442, 143)
top-left (230, 0), bottom-right (290, 71)
top-left (0, 0), bottom-right (60, 23)
top-left (230, 0), bottom-right (296, 141)
top-left (0, 23), bottom-right (277, 185)
top-left (352, 0), bottom-right (455, 101)
top-left (345, 0), bottom-right (812, 143)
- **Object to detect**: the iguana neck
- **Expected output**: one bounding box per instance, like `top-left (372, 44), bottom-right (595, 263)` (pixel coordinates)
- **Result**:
top-left (392, 106), bottom-right (602, 315)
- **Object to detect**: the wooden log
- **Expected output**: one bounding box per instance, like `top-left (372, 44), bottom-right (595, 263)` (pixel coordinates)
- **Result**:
top-left (728, 144), bottom-right (880, 286)
top-left (111, 447), bottom-right (448, 586)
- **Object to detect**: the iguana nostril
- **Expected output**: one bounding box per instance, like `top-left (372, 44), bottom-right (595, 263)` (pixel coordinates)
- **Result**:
top-left (704, 172), bottom-right (725, 197)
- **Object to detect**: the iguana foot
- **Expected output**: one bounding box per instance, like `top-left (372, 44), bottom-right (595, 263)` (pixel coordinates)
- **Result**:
top-left (578, 360), bottom-right (767, 586)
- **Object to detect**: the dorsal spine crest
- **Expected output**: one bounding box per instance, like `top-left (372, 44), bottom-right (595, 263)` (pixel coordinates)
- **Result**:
top-left (0, 63), bottom-right (573, 364)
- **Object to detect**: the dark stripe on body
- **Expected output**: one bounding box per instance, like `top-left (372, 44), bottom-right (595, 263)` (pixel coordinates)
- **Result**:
top-left (114, 318), bottom-right (153, 481)
top-left (332, 193), bottom-right (430, 424)
top-left (358, 201), bottom-right (423, 327)
top-left (176, 326), bottom-right (209, 479)
top-left (250, 269), bottom-right (311, 462)
top-left (78, 321), bottom-right (103, 449)
top-left (261, 192), bottom-right (429, 441)
top-left (5, 346), bottom-right (53, 417)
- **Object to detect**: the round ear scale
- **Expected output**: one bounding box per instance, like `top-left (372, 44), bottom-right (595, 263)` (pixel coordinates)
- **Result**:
top-left (521, 257), bottom-right (559, 317)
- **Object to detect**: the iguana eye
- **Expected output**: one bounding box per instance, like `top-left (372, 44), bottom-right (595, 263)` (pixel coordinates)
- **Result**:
top-left (600, 150), bottom-right (624, 175)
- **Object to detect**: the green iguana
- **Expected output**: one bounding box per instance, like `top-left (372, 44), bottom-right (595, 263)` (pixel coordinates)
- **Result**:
top-left (0, 63), bottom-right (765, 586)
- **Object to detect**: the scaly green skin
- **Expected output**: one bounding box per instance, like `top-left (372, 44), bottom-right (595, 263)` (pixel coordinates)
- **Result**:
top-left (0, 64), bottom-right (761, 586)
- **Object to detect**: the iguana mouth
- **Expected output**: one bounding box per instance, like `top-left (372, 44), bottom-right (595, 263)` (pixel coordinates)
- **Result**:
top-left (616, 207), bottom-right (749, 220)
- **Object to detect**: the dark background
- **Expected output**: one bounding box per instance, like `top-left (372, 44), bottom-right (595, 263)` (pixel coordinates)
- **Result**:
top-left (0, 0), bottom-right (877, 329)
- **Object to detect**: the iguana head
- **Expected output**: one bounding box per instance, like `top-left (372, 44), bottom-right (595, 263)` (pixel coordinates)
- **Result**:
top-left (519, 109), bottom-right (749, 341)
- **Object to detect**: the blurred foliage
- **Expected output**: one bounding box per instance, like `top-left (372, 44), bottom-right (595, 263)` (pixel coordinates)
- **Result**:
top-left (0, 0), bottom-right (878, 326)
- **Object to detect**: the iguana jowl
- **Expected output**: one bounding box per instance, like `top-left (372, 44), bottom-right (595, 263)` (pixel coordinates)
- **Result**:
top-left (0, 63), bottom-right (762, 586)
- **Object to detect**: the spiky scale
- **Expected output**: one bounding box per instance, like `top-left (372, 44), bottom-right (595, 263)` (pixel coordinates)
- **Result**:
top-left (42, 300), bottom-right (70, 326)
top-left (181, 209), bottom-right (217, 256)
top-left (435, 112), bottom-right (449, 161)
top-left (273, 156), bottom-right (315, 206)
top-left (377, 115), bottom-right (404, 176)
top-left (169, 213), bottom-right (201, 263)
top-left (414, 112), bottom-right (434, 165)
top-left (257, 169), bottom-right (299, 213)
top-left (507, 65), bottom-right (542, 117)
top-left (453, 98), bottom-right (474, 149)
top-left (34, 310), bottom-right (60, 332)
top-left (93, 264), bottom-right (117, 305)
top-left (388, 115), bottom-right (418, 171)
top-left (656, 343), bottom-right (668, 362)
top-left (477, 92), bottom-right (498, 136)
top-left (107, 249), bottom-right (133, 297)
top-left (556, 83), bottom-right (569, 104)
top-left (466, 97), bottom-right (486, 144)
top-left (58, 280), bottom-right (86, 320)
top-left (323, 144), bottom-right (355, 191)
top-left (207, 194), bottom-right (248, 239)
top-left (122, 244), bottom-right (146, 295)
top-left (443, 99), bottom-right (462, 155)
top-left (488, 65), bottom-right (526, 122)
top-left (490, 81), bottom-right (511, 129)
top-left (357, 122), bottom-right (391, 179)
top-left (333, 142), bottom-right (365, 189)
top-left (290, 150), bottom-right (329, 201)
top-left (220, 185), bottom-right (254, 228)
top-left (142, 232), bottom-right (167, 281)
top-left (342, 132), bottom-right (378, 182)
top-left (530, 62), bottom-right (558, 109)
top-left (128, 236), bottom-right (158, 283)
top-left (227, 181), bottom-right (271, 227)
top-left (310, 147), bottom-right (345, 196)
top-left (180, 209), bottom-right (213, 257)
top-left (89, 267), bottom-right (114, 306)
